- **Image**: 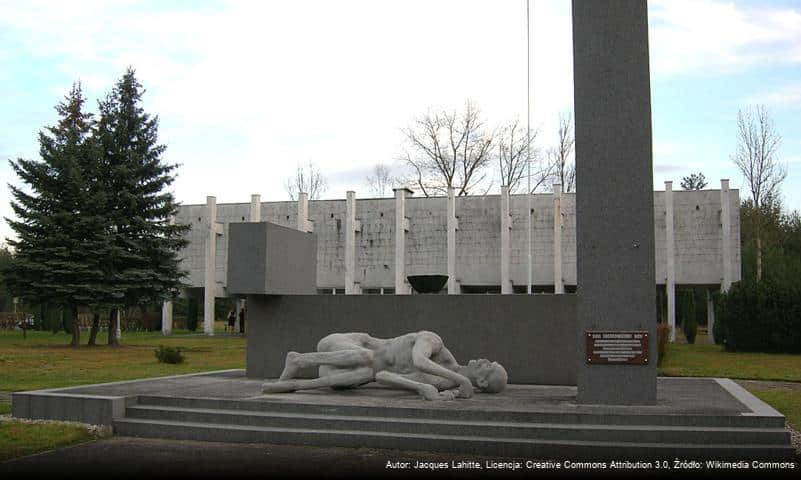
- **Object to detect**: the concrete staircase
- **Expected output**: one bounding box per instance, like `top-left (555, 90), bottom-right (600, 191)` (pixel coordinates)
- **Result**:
top-left (113, 395), bottom-right (795, 460)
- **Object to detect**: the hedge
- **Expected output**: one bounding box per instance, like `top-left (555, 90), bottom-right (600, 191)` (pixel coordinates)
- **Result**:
top-left (716, 280), bottom-right (801, 353)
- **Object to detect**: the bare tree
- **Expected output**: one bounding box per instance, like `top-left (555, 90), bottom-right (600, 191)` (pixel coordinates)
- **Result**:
top-left (285, 161), bottom-right (327, 200)
top-left (401, 100), bottom-right (495, 196)
top-left (547, 112), bottom-right (576, 192)
top-left (365, 163), bottom-right (393, 197)
top-left (497, 119), bottom-right (552, 193)
top-left (731, 104), bottom-right (786, 281)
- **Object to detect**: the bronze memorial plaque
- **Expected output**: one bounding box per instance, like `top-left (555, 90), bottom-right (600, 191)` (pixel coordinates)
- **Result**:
top-left (585, 331), bottom-right (649, 365)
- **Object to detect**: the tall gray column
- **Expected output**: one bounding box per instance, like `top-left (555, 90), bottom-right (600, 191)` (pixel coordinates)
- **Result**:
top-left (204, 195), bottom-right (217, 336)
top-left (553, 183), bottom-right (564, 294)
top-left (500, 186), bottom-right (512, 294)
top-left (665, 181), bottom-right (676, 342)
top-left (573, 0), bottom-right (657, 405)
top-left (250, 194), bottom-right (261, 222)
top-left (345, 191), bottom-right (362, 294)
top-left (720, 179), bottom-right (732, 292)
top-left (394, 188), bottom-right (412, 294)
top-left (447, 188), bottom-right (459, 294)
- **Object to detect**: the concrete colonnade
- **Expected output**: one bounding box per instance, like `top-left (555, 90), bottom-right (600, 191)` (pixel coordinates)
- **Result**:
top-left (662, 178), bottom-right (732, 343)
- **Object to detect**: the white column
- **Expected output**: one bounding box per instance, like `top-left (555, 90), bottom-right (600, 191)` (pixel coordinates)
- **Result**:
top-left (706, 290), bottom-right (715, 344)
top-left (234, 298), bottom-right (244, 334)
top-left (394, 188), bottom-right (411, 294)
top-left (250, 194), bottom-right (261, 222)
top-left (720, 179), bottom-right (732, 293)
top-left (345, 191), bottom-right (362, 294)
top-left (204, 195), bottom-right (217, 336)
top-left (447, 188), bottom-right (459, 294)
top-left (665, 181), bottom-right (676, 342)
top-left (553, 183), bottom-right (564, 294)
top-left (115, 309), bottom-right (121, 341)
top-left (161, 300), bottom-right (173, 336)
top-left (297, 192), bottom-right (310, 232)
top-left (500, 186), bottom-right (512, 294)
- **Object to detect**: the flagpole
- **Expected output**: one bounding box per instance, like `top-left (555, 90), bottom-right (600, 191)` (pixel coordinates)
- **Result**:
top-left (526, 0), bottom-right (532, 295)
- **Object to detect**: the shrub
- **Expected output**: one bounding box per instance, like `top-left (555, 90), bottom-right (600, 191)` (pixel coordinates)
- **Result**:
top-left (718, 280), bottom-right (801, 353)
top-left (155, 345), bottom-right (184, 364)
top-left (656, 323), bottom-right (671, 366)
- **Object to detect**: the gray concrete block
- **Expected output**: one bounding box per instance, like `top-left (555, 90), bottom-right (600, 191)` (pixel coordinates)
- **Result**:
top-left (227, 222), bottom-right (317, 295)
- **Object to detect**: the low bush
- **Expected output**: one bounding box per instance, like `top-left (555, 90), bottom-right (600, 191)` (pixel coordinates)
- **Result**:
top-left (717, 280), bottom-right (801, 353)
top-left (154, 345), bottom-right (184, 364)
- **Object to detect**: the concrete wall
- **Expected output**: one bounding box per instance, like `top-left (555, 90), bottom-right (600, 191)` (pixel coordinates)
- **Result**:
top-left (246, 294), bottom-right (578, 385)
top-left (174, 189), bottom-right (740, 292)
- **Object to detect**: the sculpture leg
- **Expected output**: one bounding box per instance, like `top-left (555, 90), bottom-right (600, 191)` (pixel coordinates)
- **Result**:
top-left (279, 349), bottom-right (373, 380)
top-left (263, 367), bottom-right (373, 393)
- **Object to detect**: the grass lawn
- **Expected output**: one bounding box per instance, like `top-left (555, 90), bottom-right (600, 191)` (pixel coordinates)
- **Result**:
top-left (0, 400), bottom-right (10, 415)
top-left (0, 326), bottom-right (245, 392)
top-left (659, 334), bottom-right (801, 382)
top-left (0, 420), bottom-right (94, 462)
top-left (749, 388), bottom-right (801, 430)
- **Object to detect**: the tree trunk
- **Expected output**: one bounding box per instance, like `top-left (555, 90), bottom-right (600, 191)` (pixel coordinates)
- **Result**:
top-left (70, 308), bottom-right (80, 348)
top-left (87, 312), bottom-right (100, 346)
top-left (107, 308), bottom-right (120, 346)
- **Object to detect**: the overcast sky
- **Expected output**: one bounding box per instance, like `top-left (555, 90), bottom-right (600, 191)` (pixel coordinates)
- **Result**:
top-left (1, 0), bottom-right (800, 244)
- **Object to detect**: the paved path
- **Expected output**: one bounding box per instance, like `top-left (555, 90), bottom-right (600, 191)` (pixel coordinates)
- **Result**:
top-left (736, 380), bottom-right (801, 392)
top-left (1, 436), bottom-right (506, 479)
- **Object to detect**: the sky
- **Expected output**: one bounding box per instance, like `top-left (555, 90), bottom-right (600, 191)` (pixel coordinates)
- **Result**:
top-left (1, 0), bottom-right (800, 244)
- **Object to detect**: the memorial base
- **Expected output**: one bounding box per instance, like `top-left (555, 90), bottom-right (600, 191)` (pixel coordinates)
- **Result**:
top-left (12, 370), bottom-right (795, 460)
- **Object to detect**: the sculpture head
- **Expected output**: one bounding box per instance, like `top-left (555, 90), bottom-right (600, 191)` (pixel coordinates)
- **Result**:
top-left (465, 358), bottom-right (508, 393)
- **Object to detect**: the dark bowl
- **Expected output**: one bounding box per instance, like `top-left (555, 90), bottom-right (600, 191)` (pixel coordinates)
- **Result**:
top-left (407, 274), bottom-right (449, 294)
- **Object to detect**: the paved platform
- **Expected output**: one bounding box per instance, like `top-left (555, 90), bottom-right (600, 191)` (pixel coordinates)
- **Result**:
top-left (11, 370), bottom-right (796, 460)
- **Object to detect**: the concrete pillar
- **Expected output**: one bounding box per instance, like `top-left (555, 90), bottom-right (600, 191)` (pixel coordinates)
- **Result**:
top-left (234, 298), bottom-right (244, 333)
top-left (447, 188), bottom-right (459, 294)
top-left (204, 195), bottom-right (217, 336)
top-left (706, 290), bottom-right (715, 344)
top-left (250, 194), bottom-right (261, 222)
top-left (161, 300), bottom-right (173, 336)
top-left (500, 186), bottom-right (512, 294)
top-left (665, 181), bottom-right (676, 342)
top-left (297, 192), bottom-right (310, 232)
top-left (394, 188), bottom-right (412, 294)
top-left (161, 213), bottom-right (175, 336)
top-left (553, 183), bottom-right (564, 294)
top-left (720, 179), bottom-right (732, 293)
top-left (115, 309), bottom-right (121, 341)
top-left (573, 0), bottom-right (657, 405)
top-left (345, 191), bottom-right (362, 294)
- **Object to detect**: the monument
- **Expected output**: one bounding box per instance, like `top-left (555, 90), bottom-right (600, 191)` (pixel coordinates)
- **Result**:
top-left (262, 331), bottom-right (508, 400)
top-left (10, 0), bottom-right (794, 461)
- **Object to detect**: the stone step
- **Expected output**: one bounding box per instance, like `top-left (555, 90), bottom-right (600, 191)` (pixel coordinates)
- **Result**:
top-left (125, 404), bottom-right (791, 446)
top-left (134, 395), bottom-right (786, 429)
top-left (113, 417), bottom-right (797, 461)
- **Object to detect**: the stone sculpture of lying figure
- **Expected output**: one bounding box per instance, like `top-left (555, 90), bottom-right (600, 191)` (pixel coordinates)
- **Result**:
top-left (262, 331), bottom-right (508, 401)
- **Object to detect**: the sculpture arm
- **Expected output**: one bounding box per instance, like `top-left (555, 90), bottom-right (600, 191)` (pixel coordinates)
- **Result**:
top-left (374, 371), bottom-right (456, 401)
top-left (411, 338), bottom-right (474, 398)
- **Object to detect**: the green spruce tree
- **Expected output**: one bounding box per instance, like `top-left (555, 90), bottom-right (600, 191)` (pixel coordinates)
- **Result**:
top-left (5, 83), bottom-right (109, 347)
top-left (96, 67), bottom-right (189, 344)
